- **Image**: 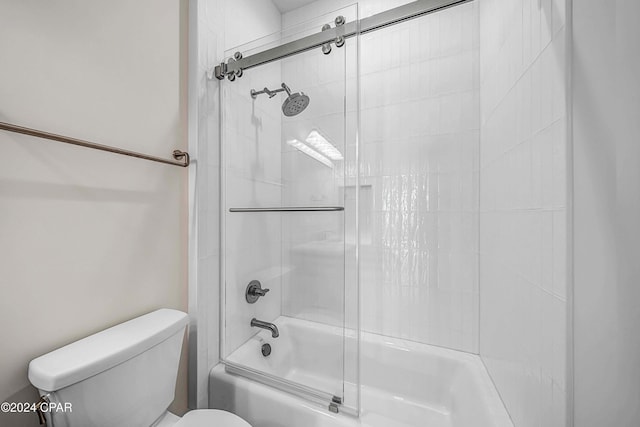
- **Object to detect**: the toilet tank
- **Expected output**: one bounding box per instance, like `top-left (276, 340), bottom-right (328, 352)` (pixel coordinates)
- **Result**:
top-left (28, 309), bottom-right (189, 427)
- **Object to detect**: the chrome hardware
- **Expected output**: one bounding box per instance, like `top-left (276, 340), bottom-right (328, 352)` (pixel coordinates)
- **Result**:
top-left (251, 85), bottom-right (284, 99)
top-left (230, 206), bottom-right (344, 212)
top-left (321, 24), bottom-right (332, 55)
top-left (232, 53), bottom-right (244, 78)
top-left (213, 57), bottom-right (244, 81)
top-left (172, 150), bottom-right (190, 165)
top-left (246, 280), bottom-right (270, 303)
top-left (226, 58), bottom-right (237, 81)
top-left (328, 395), bottom-right (342, 413)
top-left (334, 16), bottom-right (346, 47)
top-left (214, 62), bottom-right (227, 80)
top-left (251, 318), bottom-right (279, 338)
top-left (250, 82), bottom-right (291, 99)
top-left (0, 122), bottom-right (190, 167)
top-left (34, 394), bottom-right (50, 425)
top-left (321, 16), bottom-right (346, 53)
top-left (214, 0), bottom-right (469, 80)
top-left (261, 343), bottom-right (272, 357)
top-left (249, 83), bottom-right (309, 117)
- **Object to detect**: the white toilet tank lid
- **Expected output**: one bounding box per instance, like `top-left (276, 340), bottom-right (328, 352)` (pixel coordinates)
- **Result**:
top-left (29, 309), bottom-right (189, 392)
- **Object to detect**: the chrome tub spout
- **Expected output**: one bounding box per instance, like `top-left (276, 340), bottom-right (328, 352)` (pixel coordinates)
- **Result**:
top-left (250, 318), bottom-right (279, 338)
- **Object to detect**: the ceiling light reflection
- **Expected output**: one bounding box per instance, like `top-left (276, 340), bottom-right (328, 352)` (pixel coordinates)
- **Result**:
top-left (286, 139), bottom-right (333, 168)
top-left (305, 129), bottom-right (343, 160)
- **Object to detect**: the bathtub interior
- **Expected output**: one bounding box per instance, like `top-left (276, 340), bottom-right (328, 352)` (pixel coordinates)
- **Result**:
top-left (221, 316), bottom-right (512, 427)
top-left (226, 317), bottom-right (346, 399)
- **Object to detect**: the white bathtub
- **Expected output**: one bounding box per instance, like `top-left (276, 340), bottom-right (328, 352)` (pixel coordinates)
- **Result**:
top-left (210, 317), bottom-right (512, 427)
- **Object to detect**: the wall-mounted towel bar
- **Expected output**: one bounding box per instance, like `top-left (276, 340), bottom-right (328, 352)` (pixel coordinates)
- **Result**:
top-left (0, 121), bottom-right (190, 167)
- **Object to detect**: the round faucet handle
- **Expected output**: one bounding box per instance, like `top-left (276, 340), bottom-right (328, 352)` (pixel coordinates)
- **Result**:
top-left (245, 280), bottom-right (269, 303)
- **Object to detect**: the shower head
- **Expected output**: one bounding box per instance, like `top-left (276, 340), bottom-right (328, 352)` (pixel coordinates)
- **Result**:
top-left (281, 83), bottom-right (310, 117)
top-left (250, 83), bottom-right (310, 117)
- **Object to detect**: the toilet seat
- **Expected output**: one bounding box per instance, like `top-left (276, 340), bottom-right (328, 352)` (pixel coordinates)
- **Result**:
top-left (174, 410), bottom-right (251, 427)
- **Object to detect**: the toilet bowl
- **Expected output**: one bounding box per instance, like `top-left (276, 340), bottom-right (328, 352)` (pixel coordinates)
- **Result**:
top-left (28, 309), bottom-right (250, 427)
top-left (173, 410), bottom-right (250, 427)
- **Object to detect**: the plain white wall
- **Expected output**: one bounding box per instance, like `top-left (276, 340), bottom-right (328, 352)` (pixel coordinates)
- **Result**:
top-left (0, 1), bottom-right (189, 426)
top-left (572, 0), bottom-right (640, 425)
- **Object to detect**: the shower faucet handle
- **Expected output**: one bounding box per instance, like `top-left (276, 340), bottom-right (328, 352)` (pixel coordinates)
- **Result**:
top-left (253, 287), bottom-right (269, 296)
top-left (246, 280), bottom-right (270, 303)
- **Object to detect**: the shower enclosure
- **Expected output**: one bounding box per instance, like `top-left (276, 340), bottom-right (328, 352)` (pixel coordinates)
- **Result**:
top-left (218, 5), bottom-right (360, 414)
top-left (193, 0), bottom-right (570, 425)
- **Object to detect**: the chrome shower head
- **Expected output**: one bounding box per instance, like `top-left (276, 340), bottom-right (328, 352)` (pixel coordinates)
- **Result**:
top-left (250, 83), bottom-right (310, 117)
top-left (280, 83), bottom-right (310, 117)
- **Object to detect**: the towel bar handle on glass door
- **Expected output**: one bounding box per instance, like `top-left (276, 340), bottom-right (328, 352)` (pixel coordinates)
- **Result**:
top-left (229, 206), bottom-right (344, 212)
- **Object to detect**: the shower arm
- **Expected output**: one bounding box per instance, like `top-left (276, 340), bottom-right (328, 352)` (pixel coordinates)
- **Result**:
top-left (250, 83), bottom-right (291, 99)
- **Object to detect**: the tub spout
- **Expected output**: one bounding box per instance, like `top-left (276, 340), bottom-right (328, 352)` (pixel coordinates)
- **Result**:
top-left (251, 318), bottom-right (279, 338)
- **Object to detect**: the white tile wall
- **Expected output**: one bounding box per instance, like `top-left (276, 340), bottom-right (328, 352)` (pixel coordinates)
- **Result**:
top-left (282, 0), bottom-right (415, 27)
top-left (194, 0), bottom-right (283, 363)
top-left (279, 44), bottom-right (351, 328)
top-left (478, 0), bottom-right (568, 426)
top-left (358, 2), bottom-right (479, 353)
top-left (222, 57), bottom-right (284, 356)
top-left (283, 1), bottom-right (481, 354)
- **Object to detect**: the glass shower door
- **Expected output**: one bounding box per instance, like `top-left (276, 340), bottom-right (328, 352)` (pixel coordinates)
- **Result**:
top-left (219, 6), bottom-right (359, 413)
